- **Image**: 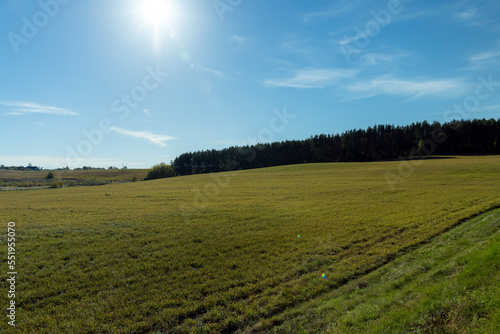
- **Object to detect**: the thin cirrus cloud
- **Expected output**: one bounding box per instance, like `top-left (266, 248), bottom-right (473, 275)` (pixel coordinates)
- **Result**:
top-left (466, 50), bottom-right (500, 70)
top-left (1, 101), bottom-right (78, 116)
top-left (344, 75), bottom-right (468, 100)
top-left (359, 53), bottom-right (410, 66)
top-left (454, 9), bottom-right (477, 20)
top-left (230, 35), bottom-right (247, 44)
top-left (263, 68), bottom-right (359, 89)
top-left (338, 32), bottom-right (368, 46)
top-left (279, 36), bottom-right (335, 64)
top-left (452, 1), bottom-right (500, 27)
top-left (109, 126), bottom-right (176, 147)
top-left (198, 66), bottom-right (225, 78)
top-left (302, 1), bottom-right (359, 23)
top-left (471, 51), bottom-right (500, 62)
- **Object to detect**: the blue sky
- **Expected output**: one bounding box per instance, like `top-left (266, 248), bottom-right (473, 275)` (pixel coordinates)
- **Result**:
top-left (1, 0), bottom-right (499, 169)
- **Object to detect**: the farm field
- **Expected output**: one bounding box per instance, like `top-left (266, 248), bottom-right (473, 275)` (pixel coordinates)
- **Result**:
top-left (267, 208), bottom-right (500, 333)
top-left (0, 156), bottom-right (499, 333)
top-left (0, 169), bottom-right (148, 190)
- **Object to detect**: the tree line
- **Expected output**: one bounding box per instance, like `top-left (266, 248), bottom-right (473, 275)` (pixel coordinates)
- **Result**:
top-left (168, 118), bottom-right (499, 176)
top-left (0, 164), bottom-right (40, 171)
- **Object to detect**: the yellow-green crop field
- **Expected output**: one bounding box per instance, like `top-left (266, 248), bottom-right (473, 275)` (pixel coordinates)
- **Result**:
top-left (0, 156), bottom-right (499, 333)
top-left (0, 168), bottom-right (149, 181)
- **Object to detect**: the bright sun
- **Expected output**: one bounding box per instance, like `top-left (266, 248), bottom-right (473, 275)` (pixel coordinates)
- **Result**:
top-left (138, 0), bottom-right (173, 28)
top-left (135, 0), bottom-right (178, 48)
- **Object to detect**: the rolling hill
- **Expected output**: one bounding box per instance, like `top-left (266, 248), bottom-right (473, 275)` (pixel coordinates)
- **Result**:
top-left (0, 156), bottom-right (499, 333)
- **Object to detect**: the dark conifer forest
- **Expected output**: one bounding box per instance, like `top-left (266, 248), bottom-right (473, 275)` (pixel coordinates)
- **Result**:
top-left (171, 118), bottom-right (500, 176)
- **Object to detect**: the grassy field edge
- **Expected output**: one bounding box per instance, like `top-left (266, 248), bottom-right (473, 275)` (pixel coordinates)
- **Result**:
top-left (257, 207), bottom-right (500, 333)
top-left (242, 203), bottom-right (500, 332)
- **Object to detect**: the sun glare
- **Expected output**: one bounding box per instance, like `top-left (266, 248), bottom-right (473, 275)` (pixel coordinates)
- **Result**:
top-left (138, 0), bottom-right (172, 28)
top-left (135, 0), bottom-right (179, 49)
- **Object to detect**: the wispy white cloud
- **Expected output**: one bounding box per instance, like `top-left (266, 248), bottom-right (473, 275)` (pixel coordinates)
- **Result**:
top-left (0, 101), bottom-right (78, 116)
top-left (344, 75), bottom-right (468, 100)
top-left (465, 50), bottom-right (500, 70)
top-left (454, 9), bottom-right (477, 19)
top-left (198, 66), bottom-right (225, 78)
top-left (230, 35), bottom-right (247, 44)
top-left (359, 53), bottom-right (409, 66)
top-left (330, 11), bottom-right (432, 40)
top-left (303, 9), bottom-right (346, 23)
top-left (263, 68), bottom-right (359, 89)
top-left (279, 36), bottom-right (335, 64)
top-left (338, 32), bottom-right (368, 46)
top-left (391, 11), bottom-right (436, 22)
top-left (471, 51), bottom-right (500, 62)
top-left (451, 1), bottom-right (500, 27)
top-left (302, 1), bottom-right (359, 23)
top-left (109, 126), bottom-right (176, 147)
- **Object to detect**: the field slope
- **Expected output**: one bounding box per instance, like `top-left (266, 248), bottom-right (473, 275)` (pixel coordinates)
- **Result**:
top-left (0, 156), bottom-right (499, 333)
top-left (266, 208), bottom-right (500, 333)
